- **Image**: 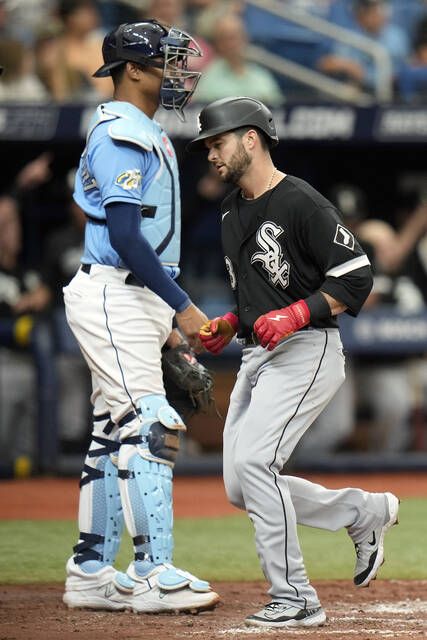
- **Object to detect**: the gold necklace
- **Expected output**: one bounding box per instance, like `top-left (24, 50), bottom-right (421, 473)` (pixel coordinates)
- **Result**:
top-left (241, 167), bottom-right (278, 200)
top-left (268, 167), bottom-right (277, 190)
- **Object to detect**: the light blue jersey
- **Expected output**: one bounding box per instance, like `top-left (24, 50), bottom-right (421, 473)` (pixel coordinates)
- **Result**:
top-left (74, 101), bottom-right (182, 270)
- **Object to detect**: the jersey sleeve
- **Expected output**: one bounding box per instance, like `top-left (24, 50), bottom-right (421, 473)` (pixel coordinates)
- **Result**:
top-left (88, 132), bottom-right (158, 207)
top-left (303, 206), bottom-right (373, 316)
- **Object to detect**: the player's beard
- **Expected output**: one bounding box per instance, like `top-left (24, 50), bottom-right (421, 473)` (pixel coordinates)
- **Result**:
top-left (222, 141), bottom-right (251, 184)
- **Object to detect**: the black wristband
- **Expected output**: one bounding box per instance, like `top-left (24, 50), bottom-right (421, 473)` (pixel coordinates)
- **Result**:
top-left (305, 291), bottom-right (332, 322)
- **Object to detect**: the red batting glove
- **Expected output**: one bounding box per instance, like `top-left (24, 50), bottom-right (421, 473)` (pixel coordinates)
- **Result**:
top-left (253, 300), bottom-right (310, 351)
top-left (199, 312), bottom-right (239, 355)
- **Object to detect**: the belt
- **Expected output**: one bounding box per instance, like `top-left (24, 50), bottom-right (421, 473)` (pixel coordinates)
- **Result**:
top-left (237, 325), bottom-right (310, 347)
top-left (81, 263), bottom-right (143, 287)
top-left (236, 333), bottom-right (260, 346)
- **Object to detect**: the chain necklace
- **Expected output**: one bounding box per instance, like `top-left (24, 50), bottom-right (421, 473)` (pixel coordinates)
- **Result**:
top-left (242, 167), bottom-right (278, 200)
top-left (267, 167), bottom-right (277, 190)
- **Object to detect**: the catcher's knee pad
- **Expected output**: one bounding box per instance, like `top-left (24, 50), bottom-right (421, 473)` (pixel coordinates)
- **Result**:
top-left (118, 395), bottom-right (185, 565)
top-left (75, 413), bottom-right (124, 570)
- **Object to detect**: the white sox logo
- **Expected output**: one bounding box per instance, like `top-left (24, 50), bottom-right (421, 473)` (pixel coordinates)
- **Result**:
top-left (224, 256), bottom-right (237, 290)
top-left (334, 224), bottom-right (355, 251)
top-left (251, 222), bottom-right (290, 289)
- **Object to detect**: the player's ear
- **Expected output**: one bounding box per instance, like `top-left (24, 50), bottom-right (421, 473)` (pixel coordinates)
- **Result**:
top-left (244, 129), bottom-right (257, 151)
top-left (126, 62), bottom-right (144, 80)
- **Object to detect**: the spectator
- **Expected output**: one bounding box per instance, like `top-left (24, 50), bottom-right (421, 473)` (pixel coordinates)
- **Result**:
top-left (139, 0), bottom-right (214, 72)
top-left (57, 0), bottom-right (112, 99)
top-left (141, 0), bottom-right (185, 27)
top-left (195, 13), bottom-right (284, 106)
top-left (0, 195), bottom-right (52, 474)
top-left (181, 164), bottom-right (231, 303)
top-left (42, 191), bottom-right (91, 452)
top-left (189, 0), bottom-right (243, 41)
top-left (398, 14), bottom-right (427, 102)
top-left (34, 22), bottom-right (93, 102)
top-left (317, 0), bottom-right (409, 94)
top-left (0, 38), bottom-right (48, 102)
top-left (297, 217), bottom-right (425, 457)
top-left (0, 0), bottom-right (55, 46)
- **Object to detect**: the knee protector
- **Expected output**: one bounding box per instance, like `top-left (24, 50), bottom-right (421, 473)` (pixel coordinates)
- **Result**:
top-left (118, 395), bottom-right (185, 565)
top-left (137, 394), bottom-right (186, 466)
top-left (75, 413), bottom-right (124, 570)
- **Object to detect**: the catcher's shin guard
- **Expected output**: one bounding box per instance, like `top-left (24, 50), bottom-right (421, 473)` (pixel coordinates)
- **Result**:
top-left (74, 413), bottom-right (124, 572)
top-left (117, 395), bottom-right (185, 567)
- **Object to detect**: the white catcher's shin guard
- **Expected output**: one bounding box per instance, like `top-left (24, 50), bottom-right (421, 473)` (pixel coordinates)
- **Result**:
top-left (117, 395), bottom-right (185, 566)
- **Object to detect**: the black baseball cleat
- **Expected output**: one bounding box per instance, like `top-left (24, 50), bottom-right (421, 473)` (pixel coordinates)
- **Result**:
top-left (245, 602), bottom-right (326, 628)
top-left (353, 492), bottom-right (400, 588)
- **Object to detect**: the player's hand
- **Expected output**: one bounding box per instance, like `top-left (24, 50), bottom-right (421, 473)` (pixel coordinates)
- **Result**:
top-left (254, 300), bottom-right (310, 351)
top-left (199, 312), bottom-right (239, 355)
top-left (175, 303), bottom-right (208, 353)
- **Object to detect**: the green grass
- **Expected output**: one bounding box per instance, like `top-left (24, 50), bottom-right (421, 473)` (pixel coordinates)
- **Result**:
top-left (0, 498), bottom-right (425, 584)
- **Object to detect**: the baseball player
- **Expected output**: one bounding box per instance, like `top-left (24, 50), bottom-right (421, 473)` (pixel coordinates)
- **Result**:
top-left (62, 21), bottom-right (219, 613)
top-left (188, 96), bottom-right (400, 629)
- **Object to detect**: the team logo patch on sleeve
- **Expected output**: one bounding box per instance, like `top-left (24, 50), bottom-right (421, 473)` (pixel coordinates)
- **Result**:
top-left (115, 169), bottom-right (142, 191)
top-left (334, 224), bottom-right (355, 251)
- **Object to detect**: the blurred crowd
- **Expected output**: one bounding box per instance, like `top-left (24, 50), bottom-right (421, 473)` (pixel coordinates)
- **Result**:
top-left (1, 0), bottom-right (427, 104)
top-left (1, 0), bottom-right (427, 476)
top-left (1, 148), bottom-right (427, 475)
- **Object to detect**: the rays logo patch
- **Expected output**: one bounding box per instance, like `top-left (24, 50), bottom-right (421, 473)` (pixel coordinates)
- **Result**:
top-left (115, 169), bottom-right (142, 191)
top-left (334, 224), bottom-right (355, 251)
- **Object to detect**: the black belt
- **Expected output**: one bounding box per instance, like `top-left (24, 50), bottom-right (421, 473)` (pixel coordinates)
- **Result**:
top-left (238, 326), bottom-right (310, 346)
top-left (81, 263), bottom-right (143, 287)
top-left (237, 333), bottom-right (260, 346)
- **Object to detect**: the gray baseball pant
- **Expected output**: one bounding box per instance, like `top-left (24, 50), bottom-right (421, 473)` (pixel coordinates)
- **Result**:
top-left (223, 328), bottom-right (388, 608)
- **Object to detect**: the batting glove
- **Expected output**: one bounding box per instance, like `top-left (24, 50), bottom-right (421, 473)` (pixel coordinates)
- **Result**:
top-left (199, 312), bottom-right (239, 355)
top-left (254, 300), bottom-right (310, 351)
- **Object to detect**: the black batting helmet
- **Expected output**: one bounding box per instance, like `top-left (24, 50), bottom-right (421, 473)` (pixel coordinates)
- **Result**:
top-left (187, 96), bottom-right (279, 152)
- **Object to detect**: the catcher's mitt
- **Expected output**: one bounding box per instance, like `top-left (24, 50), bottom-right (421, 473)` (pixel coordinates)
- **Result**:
top-left (162, 343), bottom-right (216, 422)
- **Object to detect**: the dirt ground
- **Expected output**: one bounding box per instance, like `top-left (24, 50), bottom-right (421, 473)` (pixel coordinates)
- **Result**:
top-left (1, 473), bottom-right (426, 639)
top-left (1, 580), bottom-right (426, 640)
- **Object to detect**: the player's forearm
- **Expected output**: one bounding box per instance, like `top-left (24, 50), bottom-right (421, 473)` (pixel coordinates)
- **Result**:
top-left (318, 291), bottom-right (347, 316)
top-left (106, 202), bottom-right (191, 312)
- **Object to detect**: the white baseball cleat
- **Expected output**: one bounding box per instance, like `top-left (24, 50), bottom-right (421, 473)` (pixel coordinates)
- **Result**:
top-left (127, 562), bottom-right (220, 613)
top-left (245, 602), bottom-right (326, 628)
top-left (63, 557), bottom-right (135, 610)
top-left (353, 492), bottom-right (400, 588)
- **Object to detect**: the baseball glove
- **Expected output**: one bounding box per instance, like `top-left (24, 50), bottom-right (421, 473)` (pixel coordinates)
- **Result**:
top-left (162, 343), bottom-right (216, 422)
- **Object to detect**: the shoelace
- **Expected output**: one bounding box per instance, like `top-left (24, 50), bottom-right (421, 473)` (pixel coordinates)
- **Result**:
top-left (265, 602), bottom-right (290, 612)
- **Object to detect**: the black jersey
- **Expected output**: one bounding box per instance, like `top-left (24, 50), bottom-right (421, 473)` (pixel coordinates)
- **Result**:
top-left (220, 175), bottom-right (373, 338)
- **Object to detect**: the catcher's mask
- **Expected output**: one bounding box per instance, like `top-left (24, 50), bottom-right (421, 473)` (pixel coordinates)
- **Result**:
top-left (93, 20), bottom-right (202, 121)
top-left (187, 96), bottom-right (279, 152)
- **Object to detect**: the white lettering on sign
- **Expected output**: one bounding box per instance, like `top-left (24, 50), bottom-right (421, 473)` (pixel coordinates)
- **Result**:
top-left (283, 107), bottom-right (355, 140)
